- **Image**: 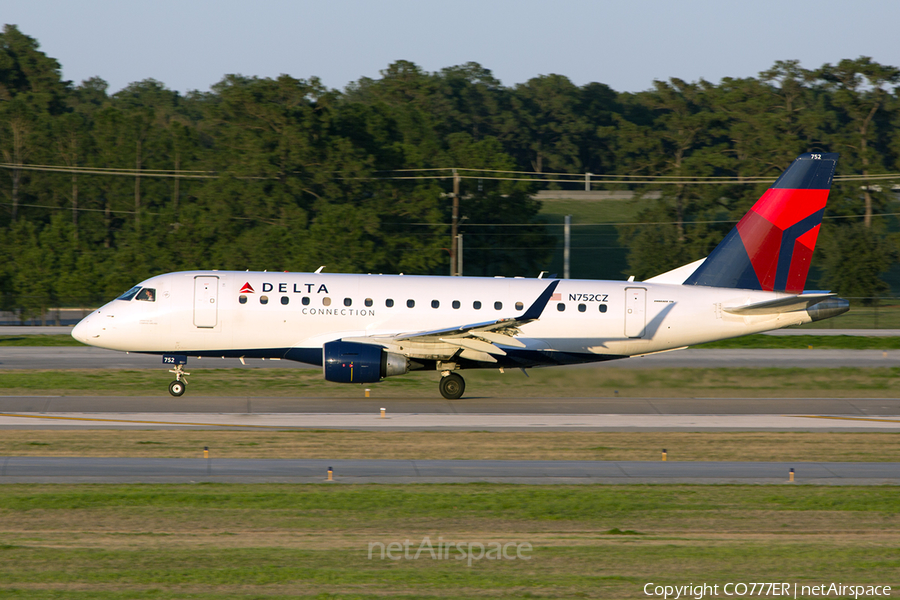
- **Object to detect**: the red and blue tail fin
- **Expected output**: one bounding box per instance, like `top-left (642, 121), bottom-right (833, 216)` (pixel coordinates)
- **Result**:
top-left (683, 153), bottom-right (838, 293)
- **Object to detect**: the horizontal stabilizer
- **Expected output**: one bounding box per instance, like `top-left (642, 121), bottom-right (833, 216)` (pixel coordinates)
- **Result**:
top-left (723, 293), bottom-right (836, 315)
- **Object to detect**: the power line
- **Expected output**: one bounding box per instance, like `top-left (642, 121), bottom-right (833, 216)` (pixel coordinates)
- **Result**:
top-left (4, 162), bottom-right (900, 185)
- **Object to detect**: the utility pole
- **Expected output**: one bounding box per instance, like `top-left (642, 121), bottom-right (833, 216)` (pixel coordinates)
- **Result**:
top-left (564, 214), bottom-right (571, 279)
top-left (457, 233), bottom-right (463, 276)
top-left (451, 168), bottom-right (460, 276)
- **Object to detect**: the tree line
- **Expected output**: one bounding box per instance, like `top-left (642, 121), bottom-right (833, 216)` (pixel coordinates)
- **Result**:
top-left (2, 24), bottom-right (899, 320)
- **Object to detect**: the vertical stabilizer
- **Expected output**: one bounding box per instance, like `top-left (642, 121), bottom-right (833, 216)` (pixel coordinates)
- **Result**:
top-left (683, 153), bottom-right (838, 292)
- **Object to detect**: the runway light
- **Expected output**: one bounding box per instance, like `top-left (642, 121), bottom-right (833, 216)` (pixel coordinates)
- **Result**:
top-left (789, 468), bottom-right (795, 482)
top-left (327, 466), bottom-right (334, 482)
top-left (203, 446), bottom-right (209, 459)
top-left (662, 449), bottom-right (667, 461)
top-left (365, 388), bottom-right (371, 398)
top-left (380, 407), bottom-right (386, 419)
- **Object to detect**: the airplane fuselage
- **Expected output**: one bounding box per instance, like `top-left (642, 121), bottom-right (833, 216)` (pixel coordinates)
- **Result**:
top-left (73, 270), bottom-right (823, 369)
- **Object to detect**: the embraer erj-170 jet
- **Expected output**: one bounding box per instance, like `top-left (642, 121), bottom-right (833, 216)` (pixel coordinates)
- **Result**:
top-left (73, 153), bottom-right (848, 399)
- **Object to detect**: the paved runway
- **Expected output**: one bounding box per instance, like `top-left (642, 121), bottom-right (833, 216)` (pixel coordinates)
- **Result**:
top-left (2, 394), bottom-right (900, 431)
top-left (1, 456), bottom-right (896, 484)
top-left (2, 394), bottom-right (900, 416)
top-left (2, 411), bottom-right (899, 431)
top-left (5, 347), bottom-right (900, 370)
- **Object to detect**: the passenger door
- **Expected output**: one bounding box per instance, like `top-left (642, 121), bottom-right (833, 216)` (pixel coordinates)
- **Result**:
top-left (193, 276), bottom-right (219, 328)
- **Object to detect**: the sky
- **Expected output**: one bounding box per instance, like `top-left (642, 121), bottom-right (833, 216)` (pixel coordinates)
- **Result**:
top-left (3, 0), bottom-right (900, 95)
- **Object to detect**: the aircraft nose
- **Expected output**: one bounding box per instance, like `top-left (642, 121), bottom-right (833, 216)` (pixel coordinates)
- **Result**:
top-left (72, 313), bottom-right (100, 345)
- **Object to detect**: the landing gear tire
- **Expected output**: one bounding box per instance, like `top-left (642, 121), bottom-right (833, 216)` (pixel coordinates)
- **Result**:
top-left (439, 373), bottom-right (465, 400)
top-left (168, 380), bottom-right (186, 397)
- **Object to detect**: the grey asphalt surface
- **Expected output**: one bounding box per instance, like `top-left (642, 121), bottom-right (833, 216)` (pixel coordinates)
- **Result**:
top-left (2, 395), bottom-right (900, 416)
top-left (5, 346), bottom-right (900, 370)
top-left (0, 347), bottom-right (313, 370)
top-left (1, 457), bottom-right (896, 484)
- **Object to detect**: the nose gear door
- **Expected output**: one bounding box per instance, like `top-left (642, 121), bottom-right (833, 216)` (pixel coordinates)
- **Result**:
top-left (193, 276), bottom-right (219, 328)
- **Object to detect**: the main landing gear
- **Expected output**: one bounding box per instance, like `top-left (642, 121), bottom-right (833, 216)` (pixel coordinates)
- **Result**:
top-left (168, 363), bottom-right (190, 397)
top-left (439, 372), bottom-right (465, 400)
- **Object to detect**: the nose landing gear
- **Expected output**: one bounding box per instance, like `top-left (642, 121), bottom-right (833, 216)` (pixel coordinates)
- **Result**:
top-left (168, 378), bottom-right (187, 397)
top-left (439, 372), bottom-right (465, 399)
top-left (163, 355), bottom-right (190, 397)
top-left (168, 363), bottom-right (190, 396)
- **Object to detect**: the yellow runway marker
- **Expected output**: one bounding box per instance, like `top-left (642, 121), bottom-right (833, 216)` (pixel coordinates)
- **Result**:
top-left (0, 413), bottom-right (284, 429)
top-left (791, 415), bottom-right (900, 424)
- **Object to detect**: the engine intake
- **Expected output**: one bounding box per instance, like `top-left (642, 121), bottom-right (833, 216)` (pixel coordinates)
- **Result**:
top-left (323, 341), bottom-right (409, 384)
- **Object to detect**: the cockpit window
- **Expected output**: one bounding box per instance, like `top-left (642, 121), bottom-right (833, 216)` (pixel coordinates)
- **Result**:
top-left (117, 286), bottom-right (141, 301)
top-left (135, 288), bottom-right (156, 302)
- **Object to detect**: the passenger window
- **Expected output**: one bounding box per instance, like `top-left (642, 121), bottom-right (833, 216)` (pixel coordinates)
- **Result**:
top-left (239, 295), bottom-right (247, 305)
top-left (386, 299), bottom-right (394, 307)
top-left (452, 300), bottom-right (460, 309)
top-left (494, 301), bottom-right (502, 310)
top-left (578, 303), bottom-right (586, 312)
top-left (281, 296), bottom-right (290, 305)
top-left (135, 288), bottom-right (156, 302)
top-left (473, 301), bottom-right (482, 310)
top-left (557, 303), bottom-right (565, 312)
top-left (407, 299), bottom-right (415, 308)
top-left (599, 304), bottom-right (608, 313)
top-left (431, 300), bottom-right (440, 309)
top-left (260, 295), bottom-right (269, 305)
top-left (302, 297), bottom-right (310, 306)
top-left (365, 298), bottom-right (373, 307)
top-left (515, 302), bottom-right (524, 311)
top-left (322, 297), bottom-right (331, 306)
top-left (344, 298), bottom-right (352, 307)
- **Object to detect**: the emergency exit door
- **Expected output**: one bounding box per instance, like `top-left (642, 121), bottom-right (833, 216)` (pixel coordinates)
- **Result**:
top-left (624, 287), bottom-right (646, 338)
top-left (194, 276), bottom-right (219, 328)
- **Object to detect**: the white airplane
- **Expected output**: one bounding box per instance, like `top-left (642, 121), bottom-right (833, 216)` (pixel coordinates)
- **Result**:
top-left (73, 152), bottom-right (848, 399)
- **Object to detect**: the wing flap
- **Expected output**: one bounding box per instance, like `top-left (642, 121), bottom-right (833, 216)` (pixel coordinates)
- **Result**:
top-left (441, 337), bottom-right (507, 356)
top-left (473, 331), bottom-right (527, 348)
top-left (458, 349), bottom-right (497, 363)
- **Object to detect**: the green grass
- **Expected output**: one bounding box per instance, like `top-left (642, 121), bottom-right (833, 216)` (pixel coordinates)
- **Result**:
top-left (796, 302), bottom-right (900, 329)
top-left (539, 197), bottom-right (649, 280)
top-left (5, 431), bottom-right (900, 462)
top-left (6, 365), bottom-right (900, 397)
top-left (0, 484), bottom-right (896, 598)
top-left (0, 334), bottom-right (83, 346)
top-left (694, 333), bottom-right (900, 349)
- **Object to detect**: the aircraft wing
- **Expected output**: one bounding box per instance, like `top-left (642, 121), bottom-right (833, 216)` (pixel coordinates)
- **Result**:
top-left (341, 280), bottom-right (560, 363)
top-left (723, 292), bottom-right (836, 315)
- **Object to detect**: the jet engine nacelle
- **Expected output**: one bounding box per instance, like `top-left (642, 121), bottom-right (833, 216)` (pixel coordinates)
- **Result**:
top-left (323, 340), bottom-right (409, 384)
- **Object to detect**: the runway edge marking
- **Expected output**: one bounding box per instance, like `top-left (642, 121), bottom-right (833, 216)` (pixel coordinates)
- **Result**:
top-left (791, 415), bottom-right (900, 424)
